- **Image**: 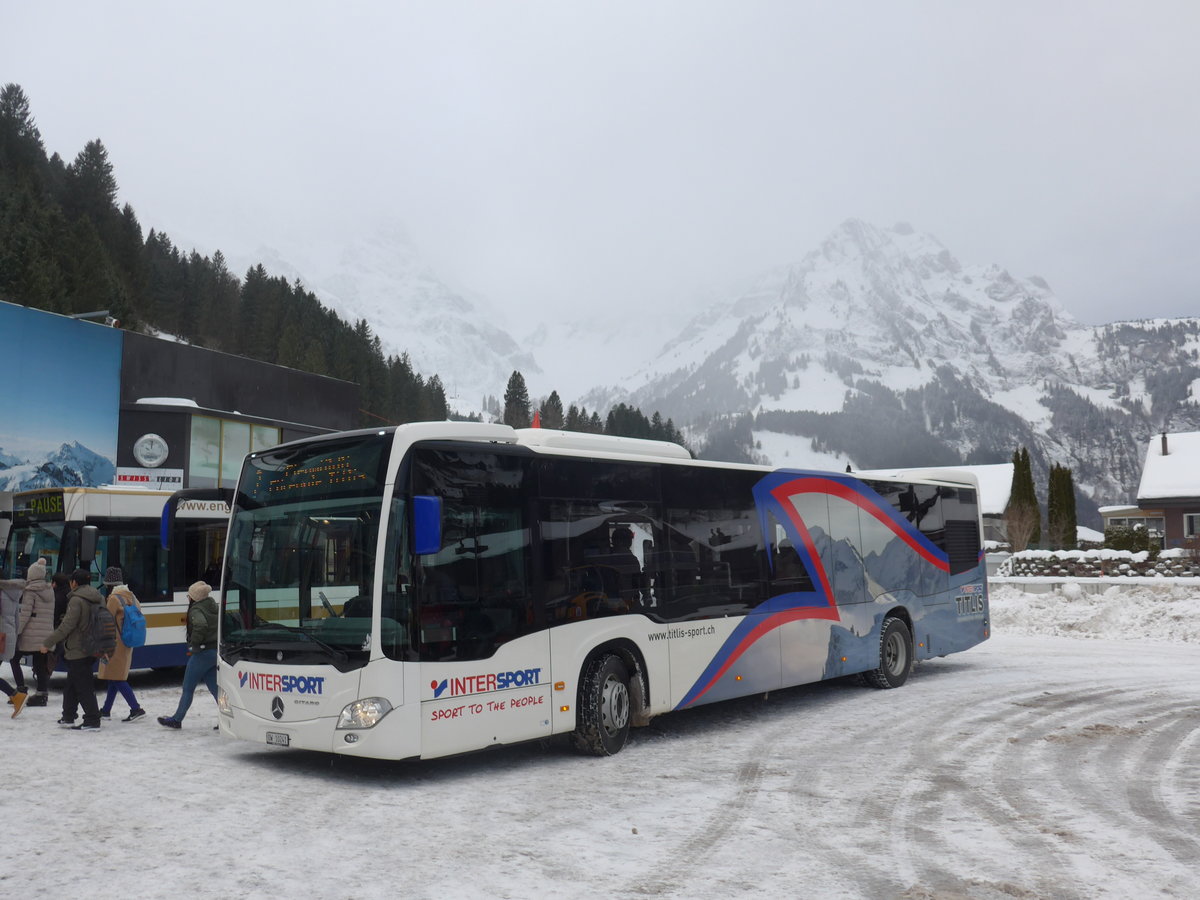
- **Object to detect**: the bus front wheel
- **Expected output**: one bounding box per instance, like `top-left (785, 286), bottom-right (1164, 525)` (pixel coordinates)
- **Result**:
top-left (572, 654), bottom-right (632, 756)
top-left (865, 616), bottom-right (913, 689)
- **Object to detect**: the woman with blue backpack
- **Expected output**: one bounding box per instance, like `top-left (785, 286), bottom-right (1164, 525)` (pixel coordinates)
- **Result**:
top-left (96, 582), bottom-right (147, 722)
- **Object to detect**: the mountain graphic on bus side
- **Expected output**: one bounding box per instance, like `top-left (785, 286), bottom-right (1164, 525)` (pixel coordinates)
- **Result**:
top-left (673, 470), bottom-right (959, 710)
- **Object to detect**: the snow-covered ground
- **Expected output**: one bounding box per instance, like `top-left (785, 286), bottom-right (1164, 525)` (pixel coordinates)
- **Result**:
top-left (7, 581), bottom-right (1200, 899)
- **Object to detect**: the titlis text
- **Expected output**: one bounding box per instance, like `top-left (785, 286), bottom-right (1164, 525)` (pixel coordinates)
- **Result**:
top-left (956, 594), bottom-right (986, 616)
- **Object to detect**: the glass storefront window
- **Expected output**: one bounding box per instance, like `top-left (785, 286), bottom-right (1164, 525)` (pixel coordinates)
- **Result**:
top-left (251, 425), bottom-right (279, 453)
top-left (221, 421), bottom-right (251, 486)
top-left (189, 416), bottom-right (222, 489)
top-left (189, 416), bottom-right (281, 490)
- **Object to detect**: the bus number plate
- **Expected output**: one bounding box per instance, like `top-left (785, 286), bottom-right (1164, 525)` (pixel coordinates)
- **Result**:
top-left (266, 731), bottom-right (290, 747)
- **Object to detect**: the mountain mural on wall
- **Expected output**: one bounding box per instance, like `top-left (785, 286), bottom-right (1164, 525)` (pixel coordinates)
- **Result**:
top-left (0, 442), bottom-right (116, 493)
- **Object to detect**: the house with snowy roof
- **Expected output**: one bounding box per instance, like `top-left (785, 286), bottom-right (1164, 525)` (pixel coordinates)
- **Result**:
top-left (1130, 431), bottom-right (1200, 550)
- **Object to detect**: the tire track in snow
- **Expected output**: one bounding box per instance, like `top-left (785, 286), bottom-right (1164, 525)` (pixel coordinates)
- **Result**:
top-left (621, 752), bottom-right (767, 897)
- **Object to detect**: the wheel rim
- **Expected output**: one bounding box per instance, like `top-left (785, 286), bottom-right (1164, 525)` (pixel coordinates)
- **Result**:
top-left (600, 673), bottom-right (630, 735)
top-left (884, 630), bottom-right (907, 676)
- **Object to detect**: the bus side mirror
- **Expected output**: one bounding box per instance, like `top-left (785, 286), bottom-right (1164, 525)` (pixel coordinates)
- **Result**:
top-left (413, 495), bottom-right (442, 556)
top-left (80, 525), bottom-right (99, 565)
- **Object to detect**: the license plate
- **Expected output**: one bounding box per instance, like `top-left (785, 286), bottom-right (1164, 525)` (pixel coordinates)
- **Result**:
top-left (266, 731), bottom-right (290, 747)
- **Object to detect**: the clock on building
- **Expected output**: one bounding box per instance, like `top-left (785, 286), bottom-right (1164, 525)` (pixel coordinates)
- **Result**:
top-left (132, 433), bottom-right (169, 468)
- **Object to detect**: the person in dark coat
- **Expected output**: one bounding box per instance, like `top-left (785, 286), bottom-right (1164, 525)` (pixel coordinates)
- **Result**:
top-left (40, 568), bottom-right (104, 730)
top-left (44, 572), bottom-right (72, 681)
top-left (159, 581), bottom-right (219, 729)
top-left (51, 573), bottom-right (70, 628)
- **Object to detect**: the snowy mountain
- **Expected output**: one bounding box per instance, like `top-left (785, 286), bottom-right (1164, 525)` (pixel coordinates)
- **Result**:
top-left (231, 219), bottom-right (1198, 521)
top-left (586, 220), bottom-right (1200, 521)
top-left (241, 226), bottom-right (540, 411)
top-left (0, 441), bottom-right (115, 491)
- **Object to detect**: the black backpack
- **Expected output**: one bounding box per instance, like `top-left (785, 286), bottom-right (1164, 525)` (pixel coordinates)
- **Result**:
top-left (84, 601), bottom-right (118, 659)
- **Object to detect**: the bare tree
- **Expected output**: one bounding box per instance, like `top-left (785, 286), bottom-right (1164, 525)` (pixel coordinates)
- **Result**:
top-left (1005, 501), bottom-right (1041, 552)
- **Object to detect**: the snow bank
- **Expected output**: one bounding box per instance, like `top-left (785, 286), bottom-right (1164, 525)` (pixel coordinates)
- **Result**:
top-left (989, 581), bottom-right (1200, 642)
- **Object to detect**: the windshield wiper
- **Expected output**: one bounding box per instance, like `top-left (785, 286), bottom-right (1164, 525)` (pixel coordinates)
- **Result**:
top-left (263, 622), bottom-right (349, 662)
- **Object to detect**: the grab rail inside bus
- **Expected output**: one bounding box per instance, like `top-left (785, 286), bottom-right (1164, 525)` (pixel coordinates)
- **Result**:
top-left (161, 488), bottom-right (235, 550)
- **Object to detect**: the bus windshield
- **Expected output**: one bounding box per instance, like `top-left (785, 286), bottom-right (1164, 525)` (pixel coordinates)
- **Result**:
top-left (2, 520), bottom-right (68, 579)
top-left (220, 432), bottom-right (393, 669)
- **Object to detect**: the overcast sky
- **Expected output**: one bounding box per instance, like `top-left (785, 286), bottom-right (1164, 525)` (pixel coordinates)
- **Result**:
top-left (5, 2), bottom-right (1198, 327)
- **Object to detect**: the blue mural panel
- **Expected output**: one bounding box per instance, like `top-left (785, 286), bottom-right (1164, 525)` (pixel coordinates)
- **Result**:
top-left (0, 302), bottom-right (121, 490)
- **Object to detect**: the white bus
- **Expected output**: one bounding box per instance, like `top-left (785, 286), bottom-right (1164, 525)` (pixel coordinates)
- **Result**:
top-left (2, 485), bottom-right (228, 667)
top-left (212, 422), bottom-right (989, 759)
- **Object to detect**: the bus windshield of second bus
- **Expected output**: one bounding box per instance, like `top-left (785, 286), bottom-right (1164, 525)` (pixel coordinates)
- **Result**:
top-left (2, 486), bottom-right (229, 667)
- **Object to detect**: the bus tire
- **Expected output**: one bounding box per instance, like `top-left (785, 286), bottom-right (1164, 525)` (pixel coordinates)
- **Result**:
top-left (864, 616), bottom-right (913, 689)
top-left (572, 654), bottom-right (632, 756)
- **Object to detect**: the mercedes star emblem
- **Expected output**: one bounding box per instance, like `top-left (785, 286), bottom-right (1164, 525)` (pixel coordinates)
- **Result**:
top-left (271, 696), bottom-right (285, 720)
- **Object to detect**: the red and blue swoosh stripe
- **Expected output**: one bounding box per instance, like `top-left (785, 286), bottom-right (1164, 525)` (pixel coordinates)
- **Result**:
top-left (674, 470), bottom-right (948, 709)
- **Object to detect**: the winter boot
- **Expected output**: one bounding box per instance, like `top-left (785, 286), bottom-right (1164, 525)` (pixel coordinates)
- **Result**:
top-left (25, 693), bottom-right (48, 707)
top-left (11, 691), bottom-right (27, 718)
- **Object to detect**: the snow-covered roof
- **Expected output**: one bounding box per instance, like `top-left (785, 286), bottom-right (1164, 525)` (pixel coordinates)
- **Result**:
top-left (135, 397), bottom-right (199, 407)
top-left (1136, 431), bottom-right (1200, 501)
top-left (1098, 505), bottom-right (1140, 515)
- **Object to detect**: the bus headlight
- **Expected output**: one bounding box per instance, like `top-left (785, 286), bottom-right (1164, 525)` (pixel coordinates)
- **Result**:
top-left (337, 697), bottom-right (393, 729)
top-left (217, 689), bottom-right (233, 716)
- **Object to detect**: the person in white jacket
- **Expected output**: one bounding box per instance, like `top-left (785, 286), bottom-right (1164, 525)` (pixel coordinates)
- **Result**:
top-left (0, 571), bottom-right (27, 717)
top-left (14, 557), bottom-right (55, 706)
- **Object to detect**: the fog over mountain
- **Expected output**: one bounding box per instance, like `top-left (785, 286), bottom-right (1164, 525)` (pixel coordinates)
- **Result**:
top-left (234, 226), bottom-right (542, 410)
top-left (255, 219), bottom-right (1200, 521)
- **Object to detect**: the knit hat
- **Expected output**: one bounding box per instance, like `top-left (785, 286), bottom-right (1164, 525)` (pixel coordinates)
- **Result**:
top-left (103, 566), bottom-right (124, 586)
top-left (26, 557), bottom-right (48, 582)
top-left (187, 581), bottom-right (212, 602)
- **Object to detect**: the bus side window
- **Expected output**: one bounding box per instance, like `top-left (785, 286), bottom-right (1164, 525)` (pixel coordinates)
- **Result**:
top-left (662, 466), bottom-right (767, 621)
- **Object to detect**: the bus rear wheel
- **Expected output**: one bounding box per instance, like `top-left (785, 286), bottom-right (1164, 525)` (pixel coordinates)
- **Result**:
top-left (865, 616), bottom-right (913, 689)
top-left (572, 654), bottom-right (632, 756)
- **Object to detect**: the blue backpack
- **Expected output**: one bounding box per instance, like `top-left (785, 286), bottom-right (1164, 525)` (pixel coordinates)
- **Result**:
top-left (120, 599), bottom-right (147, 648)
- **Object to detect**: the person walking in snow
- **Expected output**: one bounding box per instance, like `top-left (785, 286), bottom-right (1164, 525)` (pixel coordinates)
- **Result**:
top-left (159, 581), bottom-right (219, 729)
top-left (97, 584), bottom-right (146, 722)
top-left (10, 557), bottom-right (55, 707)
top-left (0, 576), bottom-right (28, 717)
top-left (39, 568), bottom-right (104, 731)
top-left (43, 572), bottom-right (71, 679)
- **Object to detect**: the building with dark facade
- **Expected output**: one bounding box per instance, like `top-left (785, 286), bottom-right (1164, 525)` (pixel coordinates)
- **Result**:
top-left (0, 300), bottom-right (360, 548)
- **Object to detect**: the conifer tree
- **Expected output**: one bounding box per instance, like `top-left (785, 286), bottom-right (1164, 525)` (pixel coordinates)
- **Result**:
top-left (425, 375), bottom-right (448, 421)
top-left (1046, 463), bottom-right (1078, 551)
top-left (67, 139), bottom-right (118, 225)
top-left (564, 404), bottom-right (584, 431)
top-left (539, 390), bottom-right (564, 429)
top-left (503, 371), bottom-right (531, 428)
top-left (1005, 446), bottom-right (1041, 551)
